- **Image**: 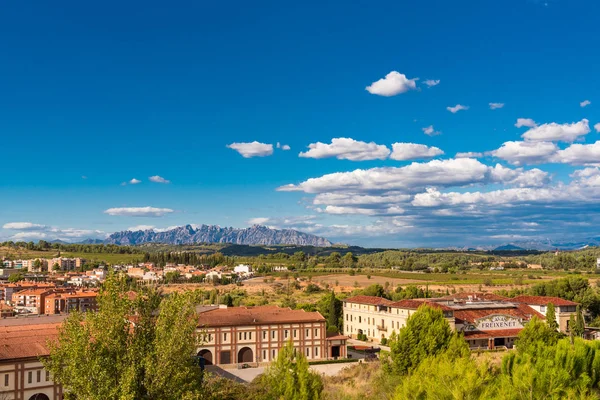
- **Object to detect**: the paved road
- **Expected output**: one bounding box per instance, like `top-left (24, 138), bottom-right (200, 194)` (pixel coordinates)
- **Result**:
top-left (207, 362), bottom-right (357, 383)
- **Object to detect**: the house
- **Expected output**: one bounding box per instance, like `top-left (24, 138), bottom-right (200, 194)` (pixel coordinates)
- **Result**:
top-left (44, 290), bottom-right (98, 315)
top-left (233, 264), bottom-right (252, 275)
top-left (343, 292), bottom-right (575, 350)
top-left (11, 289), bottom-right (55, 314)
top-left (205, 271), bottom-right (222, 282)
top-left (195, 305), bottom-right (346, 366)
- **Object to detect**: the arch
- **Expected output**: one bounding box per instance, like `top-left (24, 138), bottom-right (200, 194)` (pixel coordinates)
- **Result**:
top-left (198, 349), bottom-right (213, 365)
top-left (238, 347), bottom-right (253, 363)
top-left (28, 395), bottom-right (50, 400)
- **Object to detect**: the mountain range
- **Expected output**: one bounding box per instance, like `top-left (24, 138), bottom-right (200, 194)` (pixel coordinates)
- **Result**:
top-left (102, 224), bottom-right (333, 247)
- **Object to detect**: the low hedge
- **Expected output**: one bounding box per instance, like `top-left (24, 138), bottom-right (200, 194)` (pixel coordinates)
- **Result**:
top-left (308, 358), bottom-right (359, 366)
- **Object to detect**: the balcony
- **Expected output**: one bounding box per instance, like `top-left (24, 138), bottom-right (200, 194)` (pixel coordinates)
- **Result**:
top-left (377, 325), bottom-right (388, 332)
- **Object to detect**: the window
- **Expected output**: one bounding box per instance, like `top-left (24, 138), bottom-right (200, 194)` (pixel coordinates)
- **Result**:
top-left (293, 329), bottom-right (297, 338)
top-left (315, 347), bottom-right (319, 357)
top-left (272, 349), bottom-right (276, 358)
top-left (208, 334), bottom-right (212, 342)
top-left (306, 348), bottom-right (310, 357)
top-left (28, 371), bottom-right (32, 384)
top-left (37, 370), bottom-right (41, 382)
top-left (249, 332), bottom-right (252, 340)
top-left (263, 331), bottom-right (267, 340)
top-left (315, 328), bottom-right (318, 337)
top-left (540, 306), bottom-right (546, 313)
top-left (239, 332), bottom-right (242, 340)
top-left (223, 333), bottom-right (228, 341)
top-left (4, 374), bottom-right (8, 387)
top-left (263, 350), bottom-right (266, 360)
top-left (46, 370), bottom-right (49, 381)
top-left (285, 330), bottom-right (288, 338)
top-left (306, 329), bottom-right (309, 337)
top-left (272, 330), bottom-right (276, 339)
top-left (358, 316), bottom-right (361, 323)
top-left (244, 332), bottom-right (247, 340)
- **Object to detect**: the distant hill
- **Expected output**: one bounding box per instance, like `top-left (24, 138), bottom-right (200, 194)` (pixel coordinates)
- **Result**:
top-left (103, 224), bottom-right (333, 247)
top-left (493, 244), bottom-right (526, 251)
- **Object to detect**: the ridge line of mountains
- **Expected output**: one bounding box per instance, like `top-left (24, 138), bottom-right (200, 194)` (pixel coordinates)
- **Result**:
top-left (91, 224), bottom-right (333, 247)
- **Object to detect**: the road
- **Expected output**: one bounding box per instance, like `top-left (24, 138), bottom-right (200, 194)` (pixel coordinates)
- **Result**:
top-left (207, 362), bottom-right (357, 383)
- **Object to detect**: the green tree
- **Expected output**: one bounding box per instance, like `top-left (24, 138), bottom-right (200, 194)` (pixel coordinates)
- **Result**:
top-left (341, 252), bottom-right (357, 268)
top-left (43, 274), bottom-right (204, 400)
top-left (546, 303), bottom-right (558, 331)
top-left (515, 316), bottom-right (560, 353)
top-left (574, 305), bottom-right (585, 337)
top-left (317, 291), bottom-right (342, 333)
top-left (253, 340), bottom-right (323, 400)
top-left (7, 272), bottom-right (24, 283)
top-left (387, 305), bottom-right (454, 375)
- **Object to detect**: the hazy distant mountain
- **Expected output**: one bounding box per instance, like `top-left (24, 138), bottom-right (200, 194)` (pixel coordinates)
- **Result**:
top-left (104, 224), bottom-right (333, 247)
top-left (493, 244), bottom-right (526, 251)
top-left (493, 237), bottom-right (600, 251)
top-left (78, 238), bottom-right (105, 245)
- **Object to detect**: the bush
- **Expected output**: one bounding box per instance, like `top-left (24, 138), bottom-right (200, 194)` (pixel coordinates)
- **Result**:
top-left (380, 338), bottom-right (388, 346)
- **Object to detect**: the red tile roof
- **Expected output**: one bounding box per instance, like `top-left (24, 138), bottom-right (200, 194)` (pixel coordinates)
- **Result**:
top-left (454, 303), bottom-right (543, 324)
top-left (463, 329), bottom-right (522, 339)
top-left (0, 323), bottom-right (59, 360)
top-left (511, 295), bottom-right (579, 307)
top-left (344, 296), bottom-right (394, 306)
top-left (199, 306), bottom-right (325, 327)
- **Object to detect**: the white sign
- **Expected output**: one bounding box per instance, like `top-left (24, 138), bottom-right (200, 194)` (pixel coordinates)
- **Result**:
top-left (475, 315), bottom-right (523, 330)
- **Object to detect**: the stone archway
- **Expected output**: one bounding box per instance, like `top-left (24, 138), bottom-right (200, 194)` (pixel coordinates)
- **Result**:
top-left (198, 349), bottom-right (213, 365)
top-left (28, 394), bottom-right (50, 400)
top-left (238, 347), bottom-right (253, 363)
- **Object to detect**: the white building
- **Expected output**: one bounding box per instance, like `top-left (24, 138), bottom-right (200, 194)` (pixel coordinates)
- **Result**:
top-left (234, 264), bottom-right (252, 276)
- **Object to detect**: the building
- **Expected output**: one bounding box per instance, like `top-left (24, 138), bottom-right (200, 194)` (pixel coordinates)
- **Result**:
top-left (44, 290), bottom-right (98, 315)
top-left (11, 289), bottom-right (55, 314)
top-left (343, 293), bottom-right (577, 350)
top-left (0, 269), bottom-right (20, 279)
top-left (21, 259), bottom-right (48, 273)
top-left (47, 258), bottom-right (80, 272)
top-left (0, 316), bottom-right (65, 400)
top-left (195, 305), bottom-right (346, 366)
top-left (233, 264), bottom-right (252, 275)
top-left (0, 283), bottom-right (56, 303)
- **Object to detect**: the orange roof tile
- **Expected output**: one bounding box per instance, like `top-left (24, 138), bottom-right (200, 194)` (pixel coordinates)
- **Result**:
top-left (0, 323), bottom-right (59, 360)
top-left (463, 329), bottom-right (522, 339)
top-left (344, 295), bottom-right (394, 306)
top-left (512, 295), bottom-right (579, 307)
top-left (199, 306), bottom-right (325, 327)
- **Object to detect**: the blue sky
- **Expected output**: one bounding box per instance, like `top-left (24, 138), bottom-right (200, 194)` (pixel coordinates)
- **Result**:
top-left (1, 0), bottom-right (600, 247)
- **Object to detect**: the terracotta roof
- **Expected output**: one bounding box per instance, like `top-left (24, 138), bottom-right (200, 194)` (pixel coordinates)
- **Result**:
top-left (326, 333), bottom-right (347, 340)
top-left (0, 323), bottom-right (59, 360)
top-left (454, 303), bottom-right (543, 324)
top-left (344, 296), bottom-right (394, 306)
top-left (511, 295), bottom-right (579, 307)
top-left (390, 299), bottom-right (454, 312)
top-left (437, 292), bottom-right (509, 302)
top-left (463, 329), bottom-right (522, 339)
top-left (199, 306), bottom-right (325, 327)
top-left (12, 288), bottom-right (53, 296)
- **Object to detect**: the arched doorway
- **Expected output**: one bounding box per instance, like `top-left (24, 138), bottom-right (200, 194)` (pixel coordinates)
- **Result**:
top-left (28, 394), bottom-right (50, 400)
top-left (198, 349), bottom-right (213, 365)
top-left (238, 347), bottom-right (253, 363)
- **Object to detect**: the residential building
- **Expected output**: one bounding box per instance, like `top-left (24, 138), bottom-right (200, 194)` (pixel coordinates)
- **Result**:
top-left (0, 316), bottom-right (66, 400)
top-left (233, 264), bottom-right (252, 275)
top-left (11, 289), bottom-right (54, 314)
top-left (0, 283), bottom-right (56, 303)
top-left (21, 259), bottom-right (48, 273)
top-left (343, 293), bottom-right (577, 350)
top-left (44, 290), bottom-right (98, 315)
top-left (126, 268), bottom-right (145, 279)
top-left (47, 258), bottom-right (78, 272)
top-left (195, 305), bottom-right (346, 366)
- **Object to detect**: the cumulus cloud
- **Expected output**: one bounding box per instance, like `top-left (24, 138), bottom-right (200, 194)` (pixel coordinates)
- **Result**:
top-left (129, 178), bottom-right (141, 185)
top-left (581, 100), bottom-right (591, 108)
top-left (365, 71), bottom-right (418, 96)
top-left (447, 104), bottom-right (469, 113)
top-left (595, 123), bottom-right (600, 133)
top-left (247, 217), bottom-right (271, 225)
top-left (299, 138), bottom-right (390, 161)
top-left (276, 143), bottom-right (291, 151)
top-left (227, 141), bottom-right (274, 158)
top-left (10, 232), bottom-right (50, 240)
top-left (491, 141), bottom-right (559, 165)
top-left (553, 141), bottom-right (600, 165)
top-left (278, 158), bottom-right (544, 194)
top-left (455, 152), bottom-right (484, 159)
top-left (422, 125), bottom-right (441, 136)
top-left (149, 175), bottom-right (170, 184)
top-left (323, 206), bottom-right (378, 215)
top-left (103, 206), bottom-right (174, 217)
top-left (3, 222), bottom-right (48, 230)
top-left (489, 103), bottom-right (504, 110)
top-left (515, 118), bottom-right (538, 128)
top-left (521, 119), bottom-right (590, 142)
top-left (423, 79), bottom-right (440, 87)
top-left (389, 143), bottom-right (444, 161)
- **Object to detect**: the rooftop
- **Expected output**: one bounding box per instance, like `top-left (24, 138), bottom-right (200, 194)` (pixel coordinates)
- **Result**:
top-left (344, 295), bottom-right (395, 306)
top-left (511, 295), bottom-right (579, 307)
top-left (199, 306), bottom-right (325, 327)
top-left (0, 322), bottom-right (60, 360)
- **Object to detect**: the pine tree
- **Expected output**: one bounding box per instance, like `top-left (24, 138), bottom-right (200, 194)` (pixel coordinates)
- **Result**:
top-left (546, 303), bottom-right (559, 331)
top-left (574, 305), bottom-right (585, 337)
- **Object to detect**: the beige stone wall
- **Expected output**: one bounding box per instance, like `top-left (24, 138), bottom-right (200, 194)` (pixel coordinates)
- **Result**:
top-left (0, 359), bottom-right (61, 400)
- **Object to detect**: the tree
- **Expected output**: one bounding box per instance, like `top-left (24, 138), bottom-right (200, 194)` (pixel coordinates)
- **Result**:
top-left (387, 305), bottom-right (454, 375)
top-left (546, 303), bottom-right (558, 331)
top-left (341, 252), bottom-right (357, 268)
top-left (43, 274), bottom-right (204, 400)
top-left (253, 340), bottom-right (323, 400)
top-left (52, 263), bottom-right (61, 271)
top-left (7, 273), bottom-right (24, 283)
top-left (574, 305), bottom-right (585, 337)
top-left (515, 316), bottom-right (560, 353)
top-left (317, 291), bottom-right (342, 333)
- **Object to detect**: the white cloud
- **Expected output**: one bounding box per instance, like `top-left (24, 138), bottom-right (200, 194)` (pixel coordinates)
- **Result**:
top-left (521, 119), bottom-right (590, 142)
top-left (553, 141), bottom-right (600, 165)
top-left (447, 104), bottom-right (469, 113)
top-left (581, 100), bottom-right (591, 108)
top-left (389, 143), bottom-right (444, 161)
top-left (103, 206), bottom-right (174, 217)
top-left (595, 123), bottom-right (600, 133)
top-left (412, 187), bottom-right (567, 208)
top-left (278, 158), bottom-right (543, 194)
top-left (149, 175), bottom-right (170, 184)
top-left (277, 142), bottom-right (290, 150)
top-left (491, 141), bottom-right (558, 165)
top-left (455, 152), bottom-right (483, 159)
top-left (365, 71), bottom-right (418, 97)
top-left (3, 222), bottom-right (48, 230)
top-left (10, 232), bottom-right (49, 240)
top-left (128, 225), bottom-right (156, 231)
top-left (299, 138), bottom-right (390, 161)
top-left (422, 125), bottom-right (441, 136)
top-left (423, 79), bottom-right (440, 87)
top-left (129, 178), bottom-right (141, 185)
top-left (489, 103), bottom-right (504, 110)
top-left (247, 217), bottom-right (270, 225)
top-left (323, 206), bottom-right (377, 215)
top-left (227, 141), bottom-right (274, 158)
top-left (515, 118), bottom-right (537, 128)
top-left (313, 193), bottom-right (411, 206)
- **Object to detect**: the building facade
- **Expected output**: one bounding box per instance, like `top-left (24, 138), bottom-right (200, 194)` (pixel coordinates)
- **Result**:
top-left (343, 293), bottom-right (577, 350)
top-left (195, 305), bottom-right (346, 366)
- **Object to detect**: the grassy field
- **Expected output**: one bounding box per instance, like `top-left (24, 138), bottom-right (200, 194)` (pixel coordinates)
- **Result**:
top-left (0, 247), bottom-right (144, 265)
